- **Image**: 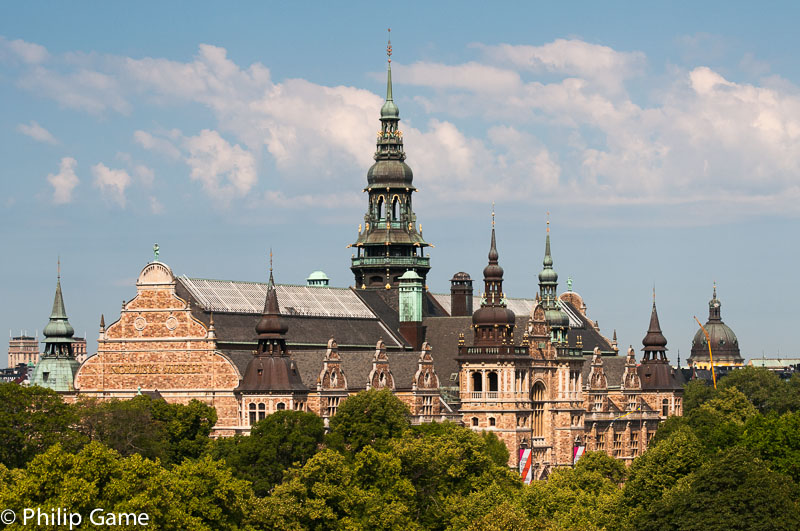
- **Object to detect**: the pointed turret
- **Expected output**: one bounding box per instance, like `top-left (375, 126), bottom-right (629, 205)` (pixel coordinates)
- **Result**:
top-left (537, 219), bottom-right (569, 340)
top-left (471, 212), bottom-right (515, 346)
top-left (642, 300), bottom-right (668, 361)
top-left (30, 262), bottom-right (80, 391)
top-left (237, 259), bottom-right (306, 393)
top-left (351, 31), bottom-right (430, 288)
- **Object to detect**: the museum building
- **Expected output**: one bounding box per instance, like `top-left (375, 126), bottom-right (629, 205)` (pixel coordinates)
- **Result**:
top-left (46, 46), bottom-right (689, 474)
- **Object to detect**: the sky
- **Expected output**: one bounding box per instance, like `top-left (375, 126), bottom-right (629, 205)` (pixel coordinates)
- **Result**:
top-left (2, 2), bottom-right (800, 366)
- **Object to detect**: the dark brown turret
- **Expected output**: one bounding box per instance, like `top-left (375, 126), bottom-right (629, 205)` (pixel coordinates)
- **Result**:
top-left (237, 269), bottom-right (307, 393)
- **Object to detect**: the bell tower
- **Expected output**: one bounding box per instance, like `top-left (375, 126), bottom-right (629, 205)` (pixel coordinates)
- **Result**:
top-left (350, 31), bottom-right (431, 289)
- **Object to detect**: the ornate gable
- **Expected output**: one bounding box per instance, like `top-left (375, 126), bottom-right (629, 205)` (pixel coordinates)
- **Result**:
top-left (367, 339), bottom-right (394, 390)
top-left (413, 342), bottom-right (439, 390)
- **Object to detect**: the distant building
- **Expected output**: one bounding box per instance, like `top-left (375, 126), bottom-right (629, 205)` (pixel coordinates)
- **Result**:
top-left (689, 285), bottom-right (744, 369)
top-left (8, 334), bottom-right (39, 367)
top-left (72, 337), bottom-right (87, 364)
top-left (748, 358), bottom-right (800, 378)
top-left (0, 362), bottom-right (31, 383)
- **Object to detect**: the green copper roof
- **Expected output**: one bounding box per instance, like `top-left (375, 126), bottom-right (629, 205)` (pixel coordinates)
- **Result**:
top-left (399, 270), bottom-right (423, 281)
top-left (43, 277), bottom-right (75, 342)
top-left (538, 232), bottom-right (558, 284)
top-left (307, 270), bottom-right (329, 281)
top-left (29, 356), bottom-right (81, 392)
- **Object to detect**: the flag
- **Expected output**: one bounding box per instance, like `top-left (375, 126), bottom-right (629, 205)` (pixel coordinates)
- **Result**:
top-left (519, 449), bottom-right (533, 484)
top-left (573, 445), bottom-right (586, 464)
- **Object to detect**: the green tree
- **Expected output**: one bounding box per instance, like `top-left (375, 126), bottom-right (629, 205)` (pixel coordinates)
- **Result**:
top-left (522, 462), bottom-right (625, 530)
top-left (624, 426), bottom-right (704, 510)
top-left (148, 397), bottom-right (217, 462)
top-left (740, 411), bottom-right (800, 483)
top-left (389, 422), bottom-right (520, 529)
top-left (718, 366), bottom-right (792, 413)
top-left (74, 396), bottom-right (168, 461)
top-left (682, 378), bottom-right (718, 413)
top-left (211, 410), bottom-right (324, 495)
top-left (0, 383), bottom-right (82, 468)
top-left (575, 450), bottom-right (626, 484)
top-left (257, 447), bottom-right (420, 531)
top-left (0, 442), bottom-right (259, 531)
top-left (327, 389), bottom-right (411, 454)
top-left (75, 395), bottom-right (217, 464)
top-left (638, 447), bottom-right (800, 531)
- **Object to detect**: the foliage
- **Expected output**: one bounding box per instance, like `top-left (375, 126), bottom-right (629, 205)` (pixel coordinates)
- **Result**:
top-left (682, 378), bottom-right (718, 413)
top-left (210, 410), bottom-right (324, 495)
top-left (74, 395), bottom-right (217, 464)
top-left (575, 451), bottom-right (626, 484)
top-left (740, 411), bottom-right (800, 483)
top-left (481, 430), bottom-right (511, 467)
top-left (624, 426), bottom-right (704, 510)
top-left (719, 366), bottom-right (800, 413)
top-left (637, 447), bottom-right (800, 531)
top-left (522, 462), bottom-right (625, 531)
top-left (0, 441), bottom-right (258, 531)
top-left (0, 383), bottom-right (82, 469)
top-left (327, 389), bottom-right (411, 454)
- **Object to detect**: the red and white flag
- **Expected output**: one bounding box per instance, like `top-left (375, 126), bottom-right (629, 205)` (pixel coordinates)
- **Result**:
top-left (519, 449), bottom-right (533, 484)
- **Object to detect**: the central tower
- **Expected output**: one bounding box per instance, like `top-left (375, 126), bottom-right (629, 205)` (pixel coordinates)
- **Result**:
top-left (351, 33), bottom-right (431, 289)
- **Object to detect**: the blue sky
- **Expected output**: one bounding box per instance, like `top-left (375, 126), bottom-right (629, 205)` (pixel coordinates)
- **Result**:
top-left (3, 2), bottom-right (799, 365)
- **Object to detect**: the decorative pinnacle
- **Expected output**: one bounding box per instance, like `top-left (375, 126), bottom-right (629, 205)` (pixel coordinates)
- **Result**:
top-left (269, 248), bottom-right (273, 273)
top-left (491, 201), bottom-right (495, 227)
top-left (546, 211), bottom-right (550, 233)
top-left (57, 256), bottom-right (61, 280)
top-left (387, 28), bottom-right (392, 63)
top-left (153, 243), bottom-right (159, 261)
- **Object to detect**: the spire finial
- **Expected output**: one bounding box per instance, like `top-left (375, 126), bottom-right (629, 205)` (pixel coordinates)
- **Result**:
top-left (153, 243), bottom-right (159, 262)
top-left (546, 211), bottom-right (550, 233)
top-left (652, 284), bottom-right (656, 305)
top-left (269, 248), bottom-right (273, 274)
top-left (57, 256), bottom-right (61, 280)
top-left (713, 280), bottom-right (717, 298)
top-left (387, 28), bottom-right (392, 63)
top-left (491, 201), bottom-right (495, 228)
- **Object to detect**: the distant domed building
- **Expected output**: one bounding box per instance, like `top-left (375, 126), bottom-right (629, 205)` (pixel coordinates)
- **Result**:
top-left (688, 285), bottom-right (743, 369)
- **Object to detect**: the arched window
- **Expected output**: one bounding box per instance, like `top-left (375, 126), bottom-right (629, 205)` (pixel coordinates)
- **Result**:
top-left (471, 371), bottom-right (483, 392)
top-left (489, 417), bottom-right (496, 427)
top-left (392, 197), bottom-right (399, 220)
top-left (471, 417), bottom-right (479, 427)
top-left (248, 403), bottom-right (256, 425)
top-left (276, 402), bottom-right (286, 411)
top-left (531, 382), bottom-right (546, 437)
top-left (488, 372), bottom-right (499, 392)
top-left (377, 196), bottom-right (385, 219)
top-left (661, 398), bottom-right (669, 417)
top-left (258, 402), bottom-right (266, 421)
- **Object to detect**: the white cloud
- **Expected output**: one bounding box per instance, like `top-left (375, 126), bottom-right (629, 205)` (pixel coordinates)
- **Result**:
top-left (47, 157), bottom-right (79, 204)
top-left (12, 37), bottom-right (800, 221)
top-left (17, 121), bottom-right (58, 144)
top-left (133, 130), bottom-right (181, 159)
top-left (149, 196), bottom-right (164, 214)
top-left (0, 37), bottom-right (49, 64)
top-left (183, 129), bottom-right (257, 197)
top-left (91, 163), bottom-right (131, 206)
top-left (478, 39), bottom-right (646, 92)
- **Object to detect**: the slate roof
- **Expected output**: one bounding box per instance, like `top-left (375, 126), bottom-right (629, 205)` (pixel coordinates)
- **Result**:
top-left (176, 280), bottom-right (405, 349)
top-left (581, 355), bottom-right (628, 389)
top-left (562, 301), bottom-right (616, 355)
top-left (223, 348), bottom-right (424, 392)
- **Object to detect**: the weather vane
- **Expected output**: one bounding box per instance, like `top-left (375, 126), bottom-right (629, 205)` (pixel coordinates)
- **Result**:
top-left (387, 28), bottom-right (392, 63)
top-left (153, 243), bottom-right (159, 261)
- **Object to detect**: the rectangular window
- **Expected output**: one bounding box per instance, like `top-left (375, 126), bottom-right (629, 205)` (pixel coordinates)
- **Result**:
top-left (674, 397), bottom-right (682, 415)
top-left (596, 432), bottom-right (605, 452)
top-left (627, 395), bottom-right (638, 411)
top-left (593, 395), bottom-right (603, 411)
top-left (326, 396), bottom-right (340, 417)
top-left (249, 411), bottom-right (256, 425)
top-left (422, 395), bottom-right (433, 416)
top-left (613, 432), bottom-right (623, 457)
top-left (631, 431), bottom-right (639, 456)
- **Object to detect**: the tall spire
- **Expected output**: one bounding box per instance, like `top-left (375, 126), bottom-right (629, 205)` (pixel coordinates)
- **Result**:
top-left (256, 251), bottom-right (288, 351)
top-left (472, 212), bottom-right (515, 346)
top-left (642, 297), bottom-right (668, 361)
top-left (538, 216), bottom-right (558, 310)
top-left (708, 281), bottom-right (721, 321)
top-left (381, 28), bottom-right (399, 121)
top-left (43, 260), bottom-right (75, 358)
